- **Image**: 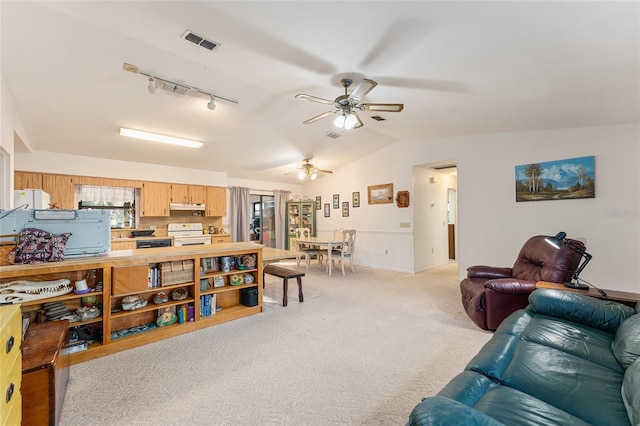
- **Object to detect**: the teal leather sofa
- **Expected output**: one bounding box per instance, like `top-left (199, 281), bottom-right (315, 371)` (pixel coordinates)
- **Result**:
top-left (408, 289), bottom-right (640, 425)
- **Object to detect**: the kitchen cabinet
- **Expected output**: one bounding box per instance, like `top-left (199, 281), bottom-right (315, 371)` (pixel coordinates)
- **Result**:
top-left (14, 171), bottom-right (43, 190)
top-left (110, 240), bottom-right (137, 250)
top-left (42, 174), bottom-right (75, 210)
top-left (206, 186), bottom-right (226, 217)
top-left (285, 201), bottom-right (316, 249)
top-left (171, 184), bottom-right (207, 204)
top-left (141, 181), bottom-right (170, 217)
top-left (211, 234), bottom-right (231, 244)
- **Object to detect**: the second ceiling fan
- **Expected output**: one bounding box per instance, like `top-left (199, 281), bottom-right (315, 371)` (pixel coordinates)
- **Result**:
top-left (296, 78), bottom-right (404, 130)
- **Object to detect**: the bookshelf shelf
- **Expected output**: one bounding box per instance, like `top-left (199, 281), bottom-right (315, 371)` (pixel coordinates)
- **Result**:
top-left (0, 243), bottom-right (263, 365)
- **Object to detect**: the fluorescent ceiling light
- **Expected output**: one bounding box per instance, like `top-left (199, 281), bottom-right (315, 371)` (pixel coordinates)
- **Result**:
top-left (119, 128), bottom-right (203, 149)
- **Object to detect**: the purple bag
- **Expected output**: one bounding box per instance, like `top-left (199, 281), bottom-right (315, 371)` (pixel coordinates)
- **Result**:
top-left (7, 228), bottom-right (72, 264)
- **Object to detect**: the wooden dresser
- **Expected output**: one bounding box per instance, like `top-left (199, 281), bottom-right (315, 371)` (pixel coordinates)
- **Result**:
top-left (22, 320), bottom-right (70, 426)
top-left (0, 304), bottom-right (22, 425)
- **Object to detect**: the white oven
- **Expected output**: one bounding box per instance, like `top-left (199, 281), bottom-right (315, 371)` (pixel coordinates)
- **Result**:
top-left (168, 223), bottom-right (211, 246)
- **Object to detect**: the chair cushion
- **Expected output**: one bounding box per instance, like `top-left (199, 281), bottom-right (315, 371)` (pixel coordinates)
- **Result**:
top-left (612, 314), bottom-right (640, 368)
top-left (511, 236), bottom-right (583, 282)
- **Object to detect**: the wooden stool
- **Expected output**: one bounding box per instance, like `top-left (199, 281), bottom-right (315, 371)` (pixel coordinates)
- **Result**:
top-left (263, 264), bottom-right (305, 306)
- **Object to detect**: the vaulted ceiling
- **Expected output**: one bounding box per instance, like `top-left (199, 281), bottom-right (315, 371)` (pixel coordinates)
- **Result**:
top-left (2, 1), bottom-right (638, 183)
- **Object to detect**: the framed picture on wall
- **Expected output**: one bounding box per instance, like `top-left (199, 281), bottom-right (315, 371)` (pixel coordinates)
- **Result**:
top-left (515, 155), bottom-right (595, 202)
top-left (368, 183), bottom-right (393, 204)
top-left (333, 194), bottom-right (339, 209)
top-left (315, 196), bottom-right (321, 210)
top-left (342, 202), bottom-right (349, 217)
top-left (324, 203), bottom-right (330, 217)
top-left (352, 192), bottom-right (360, 207)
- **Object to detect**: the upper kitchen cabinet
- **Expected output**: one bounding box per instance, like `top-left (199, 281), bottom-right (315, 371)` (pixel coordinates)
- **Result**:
top-left (170, 184), bottom-right (206, 204)
top-left (141, 182), bottom-right (170, 217)
top-left (14, 171), bottom-right (43, 190)
top-left (206, 186), bottom-right (226, 217)
top-left (42, 174), bottom-right (75, 209)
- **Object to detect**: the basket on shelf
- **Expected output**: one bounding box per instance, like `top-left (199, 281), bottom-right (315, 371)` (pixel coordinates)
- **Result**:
top-left (159, 260), bottom-right (194, 286)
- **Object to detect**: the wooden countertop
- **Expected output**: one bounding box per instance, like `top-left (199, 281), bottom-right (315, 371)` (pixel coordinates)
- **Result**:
top-left (0, 242), bottom-right (261, 275)
top-left (537, 281), bottom-right (640, 305)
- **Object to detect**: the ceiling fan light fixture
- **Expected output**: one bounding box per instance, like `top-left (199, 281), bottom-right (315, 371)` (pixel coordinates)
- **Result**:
top-left (298, 170), bottom-right (306, 180)
top-left (147, 77), bottom-right (158, 94)
top-left (310, 170), bottom-right (318, 180)
top-left (334, 113), bottom-right (357, 130)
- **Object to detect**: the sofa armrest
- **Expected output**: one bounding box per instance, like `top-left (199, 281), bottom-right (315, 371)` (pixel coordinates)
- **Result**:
top-left (467, 265), bottom-right (513, 280)
top-left (485, 279), bottom-right (537, 294)
top-left (529, 289), bottom-right (636, 331)
top-left (407, 396), bottom-right (506, 426)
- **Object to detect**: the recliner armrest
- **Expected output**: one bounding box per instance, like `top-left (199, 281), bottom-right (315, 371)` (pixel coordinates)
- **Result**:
top-left (485, 279), bottom-right (537, 294)
top-left (467, 265), bottom-right (513, 279)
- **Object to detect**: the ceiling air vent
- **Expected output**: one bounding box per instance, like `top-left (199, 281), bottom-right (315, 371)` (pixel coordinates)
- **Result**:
top-left (326, 132), bottom-right (341, 139)
top-left (371, 115), bottom-right (386, 121)
top-left (182, 30), bottom-right (220, 51)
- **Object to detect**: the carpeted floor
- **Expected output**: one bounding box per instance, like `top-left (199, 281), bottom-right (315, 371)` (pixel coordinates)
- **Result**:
top-left (59, 261), bottom-right (492, 426)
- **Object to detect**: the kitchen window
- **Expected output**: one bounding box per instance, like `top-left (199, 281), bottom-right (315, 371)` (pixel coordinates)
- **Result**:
top-left (77, 185), bottom-right (136, 228)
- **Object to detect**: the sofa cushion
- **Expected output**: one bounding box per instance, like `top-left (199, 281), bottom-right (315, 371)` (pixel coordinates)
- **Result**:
top-left (500, 341), bottom-right (629, 426)
top-left (408, 396), bottom-right (506, 426)
top-left (529, 289), bottom-right (635, 331)
top-left (612, 314), bottom-right (640, 368)
top-left (622, 360), bottom-right (640, 426)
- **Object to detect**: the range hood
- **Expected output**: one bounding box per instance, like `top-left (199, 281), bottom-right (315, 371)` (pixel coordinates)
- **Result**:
top-left (169, 202), bottom-right (206, 211)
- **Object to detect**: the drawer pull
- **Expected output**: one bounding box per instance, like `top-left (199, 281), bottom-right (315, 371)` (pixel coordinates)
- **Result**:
top-left (6, 383), bottom-right (14, 403)
top-left (5, 336), bottom-right (14, 354)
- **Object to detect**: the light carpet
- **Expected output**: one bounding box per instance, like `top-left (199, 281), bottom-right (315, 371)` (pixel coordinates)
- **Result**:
top-left (59, 262), bottom-right (492, 426)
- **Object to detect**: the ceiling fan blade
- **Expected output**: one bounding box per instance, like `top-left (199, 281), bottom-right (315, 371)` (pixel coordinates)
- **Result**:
top-left (361, 103), bottom-right (404, 112)
top-left (317, 169), bottom-right (333, 174)
top-left (352, 111), bottom-right (364, 128)
top-left (295, 94), bottom-right (335, 105)
top-left (348, 79), bottom-right (378, 102)
top-left (303, 110), bottom-right (335, 124)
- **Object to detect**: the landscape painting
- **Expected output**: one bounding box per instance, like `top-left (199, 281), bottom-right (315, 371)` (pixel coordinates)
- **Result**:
top-left (515, 156), bottom-right (595, 202)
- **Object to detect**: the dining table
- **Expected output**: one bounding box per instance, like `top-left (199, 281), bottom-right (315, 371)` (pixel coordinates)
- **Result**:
top-left (294, 237), bottom-right (344, 277)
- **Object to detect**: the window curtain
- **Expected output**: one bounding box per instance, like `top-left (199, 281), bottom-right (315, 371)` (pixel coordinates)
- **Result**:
top-left (273, 190), bottom-right (290, 249)
top-left (229, 186), bottom-right (251, 242)
top-left (79, 186), bottom-right (134, 205)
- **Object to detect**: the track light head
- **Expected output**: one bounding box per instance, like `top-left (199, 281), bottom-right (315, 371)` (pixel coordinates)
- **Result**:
top-left (147, 77), bottom-right (158, 94)
top-left (207, 96), bottom-right (216, 111)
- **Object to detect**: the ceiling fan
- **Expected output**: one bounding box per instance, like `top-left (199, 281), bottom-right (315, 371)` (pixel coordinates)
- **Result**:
top-left (296, 78), bottom-right (404, 130)
top-left (288, 159), bottom-right (333, 180)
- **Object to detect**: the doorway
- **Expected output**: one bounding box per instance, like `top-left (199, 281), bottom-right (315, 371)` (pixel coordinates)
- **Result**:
top-left (447, 188), bottom-right (457, 260)
top-left (250, 194), bottom-right (275, 247)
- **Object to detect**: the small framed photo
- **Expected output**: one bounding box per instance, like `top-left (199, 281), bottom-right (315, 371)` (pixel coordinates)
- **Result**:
top-left (352, 191), bottom-right (360, 208)
top-left (324, 203), bottom-right (330, 217)
top-left (315, 196), bottom-right (321, 210)
top-left (333, 194), bottom-right (339, 209)
top-left (342, 202), bottom-right (349, 217)
top-left (368, 183), bottom-right (393, 204)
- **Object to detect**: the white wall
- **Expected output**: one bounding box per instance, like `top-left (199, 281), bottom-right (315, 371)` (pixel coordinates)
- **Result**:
top-left (304, 123), bottom-right (639, 292)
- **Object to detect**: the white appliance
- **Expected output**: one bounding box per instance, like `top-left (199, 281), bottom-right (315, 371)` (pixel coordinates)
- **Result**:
top-left (168, 223), bottom-right (211, 246)
top-left (169, 202), bottom-right (205, 211)
top-left (14, 189), bottom-right (50, 209)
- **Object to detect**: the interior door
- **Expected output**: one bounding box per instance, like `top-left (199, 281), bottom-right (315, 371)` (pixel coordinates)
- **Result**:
top-left (260, 196), bottom-right (275, 247)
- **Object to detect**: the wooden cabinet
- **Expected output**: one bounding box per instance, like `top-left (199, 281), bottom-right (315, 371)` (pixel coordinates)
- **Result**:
top-left (21, 321), bottom-right (69, 426)
top-left (14, 171), bottom-right (43, 190)
top-left (0, 244), bottom-right (262, 365)
top-left (211, 234), bottom-right (231, 244)
top-left (171, 184), bottom-right (206, 204)
top-left (0, 305), bottom-right (22, 426)
top-left (141, 181), bottom-right (170, 216)
top-left (42, 174), bottom-right (75, 210)
top-left (206, 186), bottom-right (226, 217)
top-left (110, 240), bottom-right (136, 251)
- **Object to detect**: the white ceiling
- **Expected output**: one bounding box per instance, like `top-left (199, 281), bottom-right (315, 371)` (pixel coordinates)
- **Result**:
top-left (2, 1), bottom-right (638, 184)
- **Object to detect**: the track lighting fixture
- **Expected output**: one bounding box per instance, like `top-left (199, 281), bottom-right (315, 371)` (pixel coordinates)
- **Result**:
top-left (207, 96), bottom-right (216, 111)
top-left (123, 63), bottom-right (238, 111)
top-left (147, 77), bottom-right (158, 94)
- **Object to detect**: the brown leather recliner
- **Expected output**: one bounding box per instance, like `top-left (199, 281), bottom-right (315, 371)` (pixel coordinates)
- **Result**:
top-left (460, 235), bottom-right (584, 330)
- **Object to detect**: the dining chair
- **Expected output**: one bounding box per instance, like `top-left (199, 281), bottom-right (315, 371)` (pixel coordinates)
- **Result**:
top-left (326, 229), bottom-right (356, 276)
top-left (294, 227), bottom-right (320, 269)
